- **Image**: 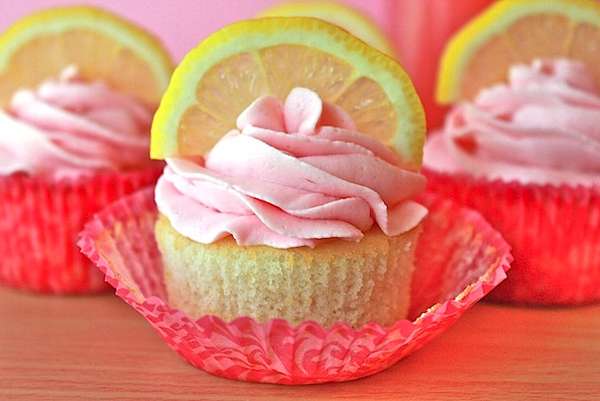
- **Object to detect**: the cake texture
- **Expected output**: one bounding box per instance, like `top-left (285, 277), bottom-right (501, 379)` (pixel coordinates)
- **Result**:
top-left (156, 214), bottom-right (421, 328)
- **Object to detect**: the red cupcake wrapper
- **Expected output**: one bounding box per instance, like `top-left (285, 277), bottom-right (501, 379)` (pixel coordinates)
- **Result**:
top-left (425, 168), bottom-right (600, 305)
top-left (78, 188), bottom-right (511, 384)
top-left (0, 166), bottom-right (162, 294)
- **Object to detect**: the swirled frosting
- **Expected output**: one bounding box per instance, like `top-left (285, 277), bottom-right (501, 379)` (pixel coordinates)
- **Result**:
top-left (0, 66), bottom-right (153, 180)
top-left (156, 87), bottom-right (427, 248)
top-left (425, 59), bottom-right (600, 185)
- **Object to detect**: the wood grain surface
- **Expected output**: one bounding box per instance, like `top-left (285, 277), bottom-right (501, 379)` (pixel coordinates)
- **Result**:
top-left (1, 287), bottom-right (599, 401)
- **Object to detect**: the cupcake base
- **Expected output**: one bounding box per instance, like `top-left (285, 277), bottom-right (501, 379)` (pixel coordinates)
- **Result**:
top-left (0, 166), bottom-right (162, 294)
top-left (79, 189), bottom-right (511, 384)
top-left (156, 214), bottom-right (421, 328)
top-left (425, 167), bottom-right (600, 305)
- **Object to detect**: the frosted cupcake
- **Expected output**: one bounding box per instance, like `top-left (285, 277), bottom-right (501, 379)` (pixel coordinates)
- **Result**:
top-left (79, 17), bottom-right (513, 383)
top-left (424, 0), bottom-right (600, 304)
top-left (156, 88), bottom-right (427, 327)
top-left (427, 59), bottom-right (600, 186)
top-left (149, 17), bottom-right (429, 328)
top-left (0, 6), bottom-right (172, 293)
top-left (1, 66), bottom-right (153, 179)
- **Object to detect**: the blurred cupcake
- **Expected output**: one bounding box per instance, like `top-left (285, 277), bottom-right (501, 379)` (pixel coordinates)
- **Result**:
top-left (150, 17), bottom-right (428, 328)
top-left (0, 6), bottom-right (172, 293)
top-left (424, 0), bottom-right (600, 305)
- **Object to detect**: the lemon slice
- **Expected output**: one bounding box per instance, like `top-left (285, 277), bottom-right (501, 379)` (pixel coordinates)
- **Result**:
top-left (259, 1), bottom-right (395, 56)
top-left (437, 0), bottom-right (600, 103)
top-left (0, 6), bottom-right (173, 107)
top-left (151, 17), bottom-right (424, 170)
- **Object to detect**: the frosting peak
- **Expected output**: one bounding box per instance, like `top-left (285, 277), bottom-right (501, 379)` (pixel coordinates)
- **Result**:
top-left (0, 66), bottom-right (153, 180)
top-left (156, 88), bottom-right (427, 248)
top-left (425, 59), bottom-right (600, 186)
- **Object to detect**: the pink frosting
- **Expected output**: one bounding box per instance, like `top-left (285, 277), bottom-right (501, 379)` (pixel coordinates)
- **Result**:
top-left (424, 59), bottom-right (600, 186)
top-left (156, 87), bottom-right (427, 248)
top-left (0, 66), bottom-right (153, 180)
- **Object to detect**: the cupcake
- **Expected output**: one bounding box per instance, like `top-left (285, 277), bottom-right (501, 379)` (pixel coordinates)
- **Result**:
top-left (150, 17), bottom-right (428, 328)
top-left (79, 17), bottom-right (512, 384)
top-left (155, 88), bottom-right (427, 327)
top-left (0, 6), bottom-right (172, 293)
top-left (424, 0), bottom-right (600, 304)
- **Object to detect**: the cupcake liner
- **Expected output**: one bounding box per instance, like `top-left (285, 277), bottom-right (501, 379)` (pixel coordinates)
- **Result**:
top-left (425, 168), bottom-right (600, 305)
top-left (0, 165), bottom-right (162, 294)
top-left (78, 188), bottom-right (511, 384)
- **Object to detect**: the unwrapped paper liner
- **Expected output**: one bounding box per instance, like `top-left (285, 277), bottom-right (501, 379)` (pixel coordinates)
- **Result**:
top-left (0, 166), bottom-right (162, 294)
top-left (79, 189), bottom-right (511, 384)
top-left (425, 168), bottom-right (600, 305)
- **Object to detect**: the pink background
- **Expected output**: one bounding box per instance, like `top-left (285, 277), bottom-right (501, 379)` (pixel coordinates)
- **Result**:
top-left (0, 0), bottom-right (389, 61)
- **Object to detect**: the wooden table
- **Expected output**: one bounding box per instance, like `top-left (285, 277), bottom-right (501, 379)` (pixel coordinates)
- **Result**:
top-left (1, 287), bottom-right (599, 401)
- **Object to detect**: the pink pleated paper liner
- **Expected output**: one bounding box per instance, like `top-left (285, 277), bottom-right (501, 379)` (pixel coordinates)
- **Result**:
top-left (78, 188), bottom-right (511, 384)
top-left (0, 165), bottom-right (162, 294)
top-left (425, 168), bottom-right (600, 305)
